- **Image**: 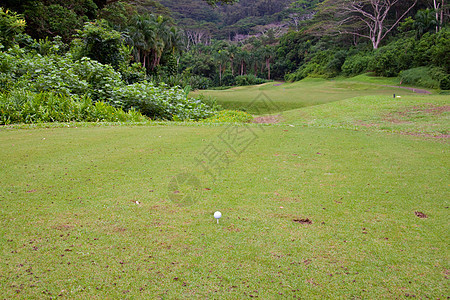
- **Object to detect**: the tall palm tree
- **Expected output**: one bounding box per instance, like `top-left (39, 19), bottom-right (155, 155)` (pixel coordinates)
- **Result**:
top-left (235, 49), bottom-right (251, 76)
top-left (414, 9), bottom-right (438, 38)
top-left (127, 14), bottom-right (156, 69)
top-left (127, 14), bottom-right (183, 72)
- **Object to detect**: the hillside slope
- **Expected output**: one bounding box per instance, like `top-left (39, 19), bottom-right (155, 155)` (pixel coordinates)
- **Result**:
top-left (157, 0), bottom-right (297, 38)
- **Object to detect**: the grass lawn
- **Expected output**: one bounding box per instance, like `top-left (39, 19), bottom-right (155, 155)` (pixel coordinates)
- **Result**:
top-left (0, 77), bottom-right (448, 298)
top-left (192, 75), bottom-right (415, 114)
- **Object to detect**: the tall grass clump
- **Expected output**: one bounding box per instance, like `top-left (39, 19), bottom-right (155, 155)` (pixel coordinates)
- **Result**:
top-left (399, 66), bottom-right (446, 89)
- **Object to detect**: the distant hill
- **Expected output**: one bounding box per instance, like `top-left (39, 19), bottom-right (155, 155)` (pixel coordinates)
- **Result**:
top-left (156, 0), bottom-right (297, 39)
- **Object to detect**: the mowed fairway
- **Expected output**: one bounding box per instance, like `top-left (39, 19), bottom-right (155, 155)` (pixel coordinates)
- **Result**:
top-left (192, 75), bottom-right (413, 114)
top-left (0, 78), bottom-right (449, 298)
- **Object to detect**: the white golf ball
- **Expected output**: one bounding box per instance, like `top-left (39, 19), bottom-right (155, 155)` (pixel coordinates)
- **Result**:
top-left (214, 211), bottom-right (222, 219)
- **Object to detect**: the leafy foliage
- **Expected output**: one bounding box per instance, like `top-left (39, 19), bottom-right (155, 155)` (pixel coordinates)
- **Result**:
top-left (151, 73), bottom-right (213, 90)
top-left (72, 20), bottom-right (129, 70)
top-left (22, 1), bottom-right (98, 42)
top-left (112, 82), bottom-right (216, 120)
top-left (1, 0), bottom-right (449, 94)
top-left (235, 74), bottom-right (268, 86)
top-left (399, 66), bottom-right (444, 89)
top-left (440, 75), bottom-right (450, 90)
top-left (0, 90), bottom-right (146, 125)
top-left (0, 48), bottom-right (217, 121)
top-left (0, 7), bottom-right (26, 49)
top-left (341, 53), bottom-right (373, 76)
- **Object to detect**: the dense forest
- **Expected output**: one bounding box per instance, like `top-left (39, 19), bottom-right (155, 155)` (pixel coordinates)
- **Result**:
top-left (0, 0), bottom-right (449, 123)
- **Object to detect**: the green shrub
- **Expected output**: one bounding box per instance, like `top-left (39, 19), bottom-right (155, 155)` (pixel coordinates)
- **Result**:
top-left (399, 66), bottom-right (446, 89)
top-left (201, 109), bottom-right (253, 123)
top-left (29, 36), bottom-right (67, 56)
top-left (370, 37), bottom-right (417, 77)
top-left (221, 72), bottom-right (236, 86)
top-left (341, 53), bottom-right (373, 76)
top-left (284, 49), bottom-right (337, 82)
top-left (119, 62), bottom-right (147, 84)
top-left (440, 75), bottom-right (450, 90)
top-left (0, 90), bottom-right (147, 125)
top-left (150, 74), bottom-right (213, 90)
top-left (112, 82), bottom-right (216, 120)
top-left (0, 50), bottom-right (217, 120)
top-left (235, 74), bottom-right (267, 86)
top-left (326, 50), bottom-right (348, 76)
top-left (72, 20), bottom-right (128, 70)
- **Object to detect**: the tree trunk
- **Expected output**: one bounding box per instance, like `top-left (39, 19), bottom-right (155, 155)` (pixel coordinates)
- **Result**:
top-left (266, 58), bottom-right (271, 80)
top-left (230, 58), bottom-right (234, 76)
top-left (435, 0), bottom-right (439, 32)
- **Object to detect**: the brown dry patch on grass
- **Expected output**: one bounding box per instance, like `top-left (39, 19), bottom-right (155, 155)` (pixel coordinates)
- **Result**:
top-left (226, 224), bottom-right (241, 232)
top-left (113, 227), bottom-right (127, 232)
top-left (383, 114), bottom-right (412, 124)
top-left (401, 132), bottom-right (450, 139)
top-left (384, 104), bottom-right (450, 124)
top-left (383, 85), bottom-right (432, 94)
top-left (104, 226), bottom-right (128, 235)
top-left (421, 104), bottom-right (450, 115)
top-left (252, 114), bottom-right (282, 124)
top-left (52, 224), bottom-right (75, 231)
top-left (356, 121), bottom-right (379, 128)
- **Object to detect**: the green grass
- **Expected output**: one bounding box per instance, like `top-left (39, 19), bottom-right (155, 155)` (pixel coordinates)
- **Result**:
top-left (192, 75), bottom-right (413, 115)
top-left (281, 94), bottom-right (449, 137)
top-left (0, 76), bottom-right (449, 298)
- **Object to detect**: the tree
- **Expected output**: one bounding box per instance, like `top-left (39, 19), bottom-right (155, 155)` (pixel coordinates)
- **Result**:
top-left (214, 49), bottom-right (229, 84)
top-left (74, 20), bottom-right (128, 69)
top-left (126, 14), bottom-right (183, 73)
top-left (414, 9), bottom-right (437, 37)
top-left (235, 49), bottom-right (251, 75)
top-left (431, 0), bottom-right (448, 32)
top-left (260, 46), bottom-right (274, 80)
top-left (317, 0), bottom-right (418, 49)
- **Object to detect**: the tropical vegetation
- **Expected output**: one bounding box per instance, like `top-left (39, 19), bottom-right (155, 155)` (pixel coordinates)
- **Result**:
top-left (0, 0), bottom-right (448, 123)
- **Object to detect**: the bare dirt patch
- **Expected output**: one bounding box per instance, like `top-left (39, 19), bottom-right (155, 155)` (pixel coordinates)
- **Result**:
top-left (53, 224), bottom-right (74, 231)
top-left (420, 104), bottom-right (450, 115)
top-left (383, 104), bottom-right (450, 125)
top-left (252, 114), bottom-right (282, 124)
top-left (356, 121), bottom-right (379, 127)
top-left (402, 132), bottom-right (450, 139)
top-left (383, 114), bottom-right (412, 124)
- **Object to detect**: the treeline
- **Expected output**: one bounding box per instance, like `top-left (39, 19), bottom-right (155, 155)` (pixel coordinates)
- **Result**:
top-left (178, 0), bottom-right (449, 90)
top-left (1, 0), bottom-right (449, 94)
